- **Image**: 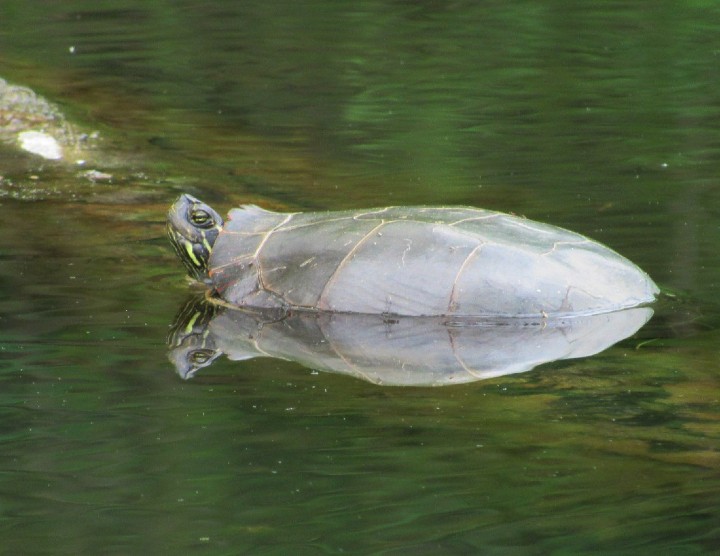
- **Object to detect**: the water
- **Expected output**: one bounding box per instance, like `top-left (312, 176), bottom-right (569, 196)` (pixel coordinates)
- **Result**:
top-left (1, 2), bottom-right (720, 553)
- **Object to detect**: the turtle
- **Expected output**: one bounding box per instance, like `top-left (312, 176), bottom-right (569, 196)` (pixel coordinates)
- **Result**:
top-left (166, 194), bottom-right (658, 317)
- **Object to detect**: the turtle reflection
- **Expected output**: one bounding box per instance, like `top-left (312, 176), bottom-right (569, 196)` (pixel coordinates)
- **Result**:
top-left (168, 297), bottom-right (654, 386)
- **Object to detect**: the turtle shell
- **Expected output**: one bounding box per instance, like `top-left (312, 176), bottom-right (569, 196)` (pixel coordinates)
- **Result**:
top-left (208, 205), bottom-right (658, 317)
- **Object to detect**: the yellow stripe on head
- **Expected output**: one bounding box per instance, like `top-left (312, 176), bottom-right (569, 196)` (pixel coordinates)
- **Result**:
top-left (184, 241), bottom-right (202, 268)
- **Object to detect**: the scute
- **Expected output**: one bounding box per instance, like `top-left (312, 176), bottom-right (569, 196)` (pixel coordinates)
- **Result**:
top-left (207, 205), bottom-right (658, 316)
top-left (258, 216), bottom-right (382, 307)
top-left (317, 220), bottom-right (481, 315)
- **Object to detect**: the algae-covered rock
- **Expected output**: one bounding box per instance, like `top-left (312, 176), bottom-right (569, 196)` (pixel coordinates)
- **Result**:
top-left (0, 76), bottom-right (91, 161)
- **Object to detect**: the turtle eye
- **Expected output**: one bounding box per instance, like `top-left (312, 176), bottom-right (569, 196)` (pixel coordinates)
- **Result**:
top-left (189, 349), bottom-right (213, 365)
top-left (190, 208), bottom-right (214, 228)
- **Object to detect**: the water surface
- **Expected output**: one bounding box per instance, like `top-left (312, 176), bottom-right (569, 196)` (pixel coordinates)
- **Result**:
top-left (1, 2), bottom-right (719, 554)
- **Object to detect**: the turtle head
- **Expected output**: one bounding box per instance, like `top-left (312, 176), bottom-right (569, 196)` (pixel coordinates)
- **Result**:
top-left (167, 296), bottom-right (221, 379)
top-left (167, 194), bottom-right (224, 283)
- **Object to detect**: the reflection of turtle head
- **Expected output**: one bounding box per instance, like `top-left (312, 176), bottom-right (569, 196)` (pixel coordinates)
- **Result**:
top-left (167, 296), bottom-right (222, 379)
top-left (166, 194), bottom-right (223, 283)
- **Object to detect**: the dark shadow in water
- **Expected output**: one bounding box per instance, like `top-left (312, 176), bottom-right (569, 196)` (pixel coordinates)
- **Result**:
top-left (167, 297), bottom-right (653, 386)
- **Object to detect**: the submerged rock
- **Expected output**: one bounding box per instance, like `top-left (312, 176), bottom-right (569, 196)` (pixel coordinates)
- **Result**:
top-left (0, 76), bottom-right (83, 161)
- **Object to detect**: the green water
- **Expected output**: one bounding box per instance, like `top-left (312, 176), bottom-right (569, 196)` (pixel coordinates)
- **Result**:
top-left (1, 2), bottom-right (720, 554)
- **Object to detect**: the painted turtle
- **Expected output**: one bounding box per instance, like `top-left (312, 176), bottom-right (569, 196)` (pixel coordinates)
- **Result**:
top-left (167, 194), bottom-right (658, 317)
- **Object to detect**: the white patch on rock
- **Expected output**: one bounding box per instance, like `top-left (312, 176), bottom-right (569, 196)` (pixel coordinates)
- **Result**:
top-left (17, 130), bottom-right (63, 160)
